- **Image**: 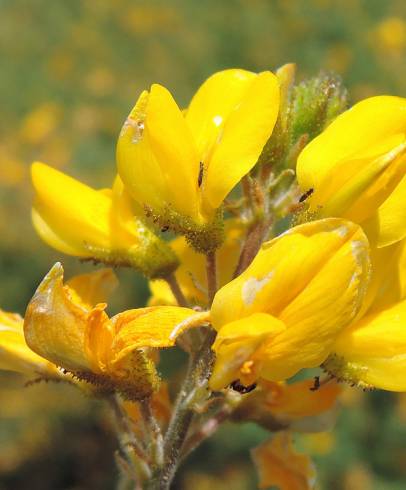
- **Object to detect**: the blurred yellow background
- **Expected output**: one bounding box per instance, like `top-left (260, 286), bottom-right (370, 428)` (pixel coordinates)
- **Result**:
top-left (0, 0), bottom-right (405, 488)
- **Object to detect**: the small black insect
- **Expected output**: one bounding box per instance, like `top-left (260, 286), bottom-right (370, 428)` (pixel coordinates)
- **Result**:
top-left (198, 161), bottom-right (204, 187)
top-left (161, 225), bottom-right (169, 232)
top-left (230, 379), bottom-right (257, 394)
top-left (310, 376), bottom-right (320, 391)
top-left (299, 187), bottom-right (314, 203)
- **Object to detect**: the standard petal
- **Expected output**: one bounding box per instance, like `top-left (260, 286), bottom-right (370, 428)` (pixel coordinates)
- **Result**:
top-left (204, 71), bottom-right (280, 210)
top-left (211, 218), bottom-right (370, 330)
top-left (24, 263), bottom-right (94, 371)
top-left (185, 69), bottom-right (257, 161)
top-left (297, 95), bottom-right (406, 195)
top-left (117, 85), bottom-right (201, 220)
top-left (264, 226), bottom-right (370, 379)
top-left (32, 162), bottom-right (112, 252)
top-left (117, 90), bottom-right (171, 211)
top-left (328, 299), bottom-right (406, 391)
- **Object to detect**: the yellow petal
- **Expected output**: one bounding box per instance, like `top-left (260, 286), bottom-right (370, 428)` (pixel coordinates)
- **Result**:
top-left (85, 305), bottom-right (115, 373)
top-left (24, 263), bottom-right (97, 372)
top-left (32, 163), bottom-right (178, 278)
top-left (320, 142), bottom-right (406, 222)
top-left (186, 69), bottom-right (257, 162)
top-left (251, 432), bottom-right (316, 490)
top-left (110, 306), bottom-right (207, 364)
top-left (32, 162), bottom-right (112, 253)
top-left (117, 84), bottom-right (201, 220)
top-left (211, 218), bottom-right (370, 327)
top-left (32, 207), bottom-right (86, 256)
top-left (66, 268), bottom-right (118, 310)
top-left (109, 175), bottom-right (179, 278)
top-left (211, 219), bottom-right (370, 381)
top-left (329, 298), bottom-right (406, 391)
top-left (210, 313), bottom-right (286, 390)
top-left (363, 174), bottom-right (406, 248)
top-left (341, 148), bottom-right (406, 223)
top-left (297, 95), bottom-right (406, 195)
top-left (148, 279), bottom-right (176, 307)
top-left (266, 229), bottom-right (370, 379)
top-left (204, 71), bottom-right (280, 210)
top-left (0, 309), bottom-right (55, 376)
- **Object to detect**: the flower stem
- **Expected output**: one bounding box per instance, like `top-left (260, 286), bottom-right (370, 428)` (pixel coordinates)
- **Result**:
top-left (140, 399), bottom-right (164, 466)
top-left (233, 217), bottom-right (271, 277)
top-left (206, 251), bottom-right (217, 305)
top-left (145, 328), bottom-right (216, 489)
top-left (180, 404), bottom-right (232, 461)
top-left (108, 395), bottom-right (151, 484)
top-left (165, 273), bottom-right (188, 307)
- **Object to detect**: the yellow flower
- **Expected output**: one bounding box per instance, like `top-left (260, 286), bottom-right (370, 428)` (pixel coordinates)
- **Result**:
top-left (251, 431), bottom-right (316, 490)
top-left (0, 308), bottom-right (58, 378)
top-left (324, 240), bottom-right (406, 391)
top-left (24, 263), bottom-right (204, 400)
top-left (117, 69), bottom-right (279, 247)
top-left (296, 96), bottom-right (406, 247)
top-left (31, 162), bottom-right (178, 278)
top-left (149, 220), bottom-right (244, 306)
top-left (209, 218), bottom-right (371, 389)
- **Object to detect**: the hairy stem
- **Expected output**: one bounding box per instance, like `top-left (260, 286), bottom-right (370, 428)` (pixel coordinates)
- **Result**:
top-left (140, 399), bottom-right (164, 466)
top-left (108, 395), bottom-right (151, 484)
top-left (180, 404), bottom-right (232, 461)
top-left (145, 329), bottom-right (216, 489)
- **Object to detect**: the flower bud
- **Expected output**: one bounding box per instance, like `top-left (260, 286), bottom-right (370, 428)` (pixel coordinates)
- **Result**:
top-left (290, 72), bottom-right (348, 143)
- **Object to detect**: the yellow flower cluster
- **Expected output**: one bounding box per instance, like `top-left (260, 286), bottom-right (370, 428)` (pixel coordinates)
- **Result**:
top-left (1, 67), bottom-right (405, 407)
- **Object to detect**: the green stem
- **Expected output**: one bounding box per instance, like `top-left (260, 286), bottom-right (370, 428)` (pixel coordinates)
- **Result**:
top-left (108, 395), bottom-right (151, 484)
top-left (180, 404), bottom-right (232, 461)
top-left (145, 329), bottom-right (216, 489)
top-left (140, 399), bottom-right (164, 466)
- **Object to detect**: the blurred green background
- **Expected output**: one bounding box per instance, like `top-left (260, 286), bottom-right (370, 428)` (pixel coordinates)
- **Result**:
top-left (0, 0), bottom-right (405, 488)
